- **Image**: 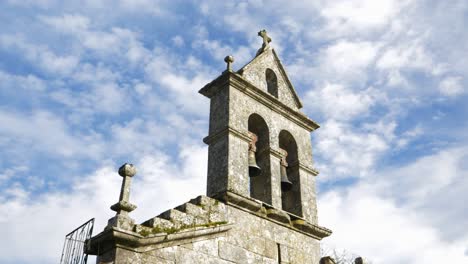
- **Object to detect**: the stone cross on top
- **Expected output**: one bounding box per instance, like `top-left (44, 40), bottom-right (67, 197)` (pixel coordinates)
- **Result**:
top-left (256, 29), bottom-right (272, 56)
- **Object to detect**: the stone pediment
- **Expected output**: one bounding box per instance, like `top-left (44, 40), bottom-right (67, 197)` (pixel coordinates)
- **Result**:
top-left (238, 48), bottom-right (303, 110)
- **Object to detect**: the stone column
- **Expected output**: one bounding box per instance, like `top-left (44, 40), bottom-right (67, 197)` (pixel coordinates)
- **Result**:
top-left (107, 163), bottom-right (137, 231)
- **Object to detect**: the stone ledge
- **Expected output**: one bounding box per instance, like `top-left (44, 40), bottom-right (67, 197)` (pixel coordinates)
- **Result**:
top-left (214, 191), bottom-right (263, 212)
top-left (199, 72), bottom-right (320, 132)
top-left (266, 207), bottom-right (291, 224)
top-left (86, 223), bottom-right (232, 255)
top-left (213, 191), bottom-right (332, 240)
top-left (292, 219), bottom-right (332, 239)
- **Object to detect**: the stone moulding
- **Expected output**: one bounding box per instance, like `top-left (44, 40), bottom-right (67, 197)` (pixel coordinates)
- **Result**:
top-left (214, 191), bottom-right (332, 240)
top-left (215, 191), bottom-right (263, 212)
top-left (86, 224), bottom-right (232, 255)
top-left (203, 126), bottom-right (251, 145)
top-left (265, 207), bottom-right (291, 224)
top-left (110, 200), bottom-right (137, 213)
top-left (292, 220), bottom-right (332, 239)
top-left (199, 72), bottom-right (320, 132)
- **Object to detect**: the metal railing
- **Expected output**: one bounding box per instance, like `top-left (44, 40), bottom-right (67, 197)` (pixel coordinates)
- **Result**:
top-left (60, 218), bottom-right (95, 264)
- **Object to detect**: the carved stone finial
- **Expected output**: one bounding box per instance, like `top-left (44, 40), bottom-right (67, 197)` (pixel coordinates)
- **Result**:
top-left (256, 29), bottom-right (272, 56)
top-left (111, 164), bottom-right (137, 215)
top-left (118, 163), bottom-right (136, 177)
top-left (108, 163), bottom-right (138, 230)
top-left (224, 55), bottom-right (234, 72)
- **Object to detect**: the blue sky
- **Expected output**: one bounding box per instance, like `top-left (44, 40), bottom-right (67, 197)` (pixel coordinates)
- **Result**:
top-left (1, 1), bottom-right (467, 263)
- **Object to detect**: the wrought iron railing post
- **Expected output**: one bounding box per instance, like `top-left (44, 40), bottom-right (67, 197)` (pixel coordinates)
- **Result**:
top-left (60, 218), bottom-right (95, 264)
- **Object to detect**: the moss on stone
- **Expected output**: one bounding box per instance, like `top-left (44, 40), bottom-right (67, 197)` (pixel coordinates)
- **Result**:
top-left (139, 221), bottom-right (228, 237)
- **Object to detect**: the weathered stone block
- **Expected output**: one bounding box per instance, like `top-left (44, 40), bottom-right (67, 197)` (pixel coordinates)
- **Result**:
top-left (159, 209), bottom-right (195, 228)
top-left (176, 246), bottom-right (232, 264)
top-left (218, 241), bottom-right (263, 264)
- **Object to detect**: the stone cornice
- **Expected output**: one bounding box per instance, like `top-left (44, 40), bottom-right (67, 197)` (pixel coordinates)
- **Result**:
top-left (213, 191), bottom-right (332, 240)
top-left (288, 160), bottom-right (320, 176)
top-left (86, 224), bottom-right (232, 255)
top-left (203, 126), bottom-right (251, 145)
top-left (199, 72), bottom-right (320, 132)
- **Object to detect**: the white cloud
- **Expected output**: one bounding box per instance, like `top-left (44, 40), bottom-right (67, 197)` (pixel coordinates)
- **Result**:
top-left (0, 110), bottom-right (104, 159)
top-left (319, 145), bottom-right (468, 263)
top-left (0, 71), bottom-right (46, 91)
top-left (0, 34), bottom-right (79, 76)
top-left (49, 81), bottom-right (129, 115)
top-left (315, 120), bottom-right (389, 178)
top-left (39, 14), bottom-right (90, 33)
top-left (306, 83), bottom-right (379, 121)
top-left (90, 82), bottom-right (128, 113)
top-left (312, 40), bottom-right (380, 84)
top-left (438, 76), bottom-right (464, 96)
top-left (6, 0), bottom-right (56, 8)
top-left (377, 41), bottom-right (433, 72)
top-left (319, 0), bottom-right (406, 38)
top-left (323, 40), bottom-right (379, 71)
top-left (0, 165), bottom-right (119, 264)
top-left (375, 147), bottom-right (468, 240)
top-left (172, 35), bottom-right (184, 47)
top-left (0, 145), bottom-right (207, 263)
top-left (0, 165), bottom-right (28, 182)
top-left (385, 69), bottom-right (409, 88)
top-left (144, 50), bottom-right (211, 117)
top-left (40, 14), bottom-right (150, 63)
top-left (72, 62), bottom-right (120, 84)
top-left (118, 0), bottom-right (165, 15)
top-left (133, 82), bottom-right (152, 95)
top-left (319, 185), bottom-right (468, 264)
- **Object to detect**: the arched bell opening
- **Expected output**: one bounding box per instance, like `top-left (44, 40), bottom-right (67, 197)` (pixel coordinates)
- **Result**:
top-left (248, 113), bottom-right (272, 204)
top-left (279, 130), bottom-right (302, 216)
top-left (266, 68), bottom-right (278, 98)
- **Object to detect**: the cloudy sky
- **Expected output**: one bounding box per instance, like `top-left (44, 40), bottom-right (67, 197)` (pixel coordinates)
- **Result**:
top-left (1, 0), bottom-right (467, 263)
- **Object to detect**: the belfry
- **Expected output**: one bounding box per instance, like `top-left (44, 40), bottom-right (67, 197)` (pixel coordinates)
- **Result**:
top-left (86, 30), bottom-right (332, 263)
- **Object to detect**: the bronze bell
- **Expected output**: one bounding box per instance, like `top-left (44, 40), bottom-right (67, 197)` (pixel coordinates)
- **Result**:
top-left (248, 150), bottom-right (262, 177)
top-left (248, 132), bottom-right (262, 177)
top-left (279, 148), bottom-right (292, 191)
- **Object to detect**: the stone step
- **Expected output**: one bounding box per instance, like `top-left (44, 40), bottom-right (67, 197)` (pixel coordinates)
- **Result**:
top-left (141, 216), bottom-right (174, 229)
top-left (175, 202), bottom-right (207, 217)
top-left (189, 195), bottom-right (218, 208)
top-left (158, 209), bottom-right (198, 228)
top-left (189, 195), bottom-right (227, 223)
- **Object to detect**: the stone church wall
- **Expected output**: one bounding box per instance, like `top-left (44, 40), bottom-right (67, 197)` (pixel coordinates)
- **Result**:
top-left (110, 202), bottom-right (319, 264)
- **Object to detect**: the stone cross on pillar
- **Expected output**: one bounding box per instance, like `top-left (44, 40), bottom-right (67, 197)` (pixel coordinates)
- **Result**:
top-left (107, 163), bottom-right (137, 230)
top-left (256, 29), bottom-right (272, 56)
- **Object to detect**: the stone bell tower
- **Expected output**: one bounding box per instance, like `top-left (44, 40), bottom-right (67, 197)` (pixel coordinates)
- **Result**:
top-left (200, 30), bottom-right (321, 225)
top-left (87, 30), bottom-right (331, 264)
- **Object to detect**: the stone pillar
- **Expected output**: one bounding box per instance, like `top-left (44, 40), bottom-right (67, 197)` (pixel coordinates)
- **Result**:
top-left (107, 163), bottom-right (137, 231)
